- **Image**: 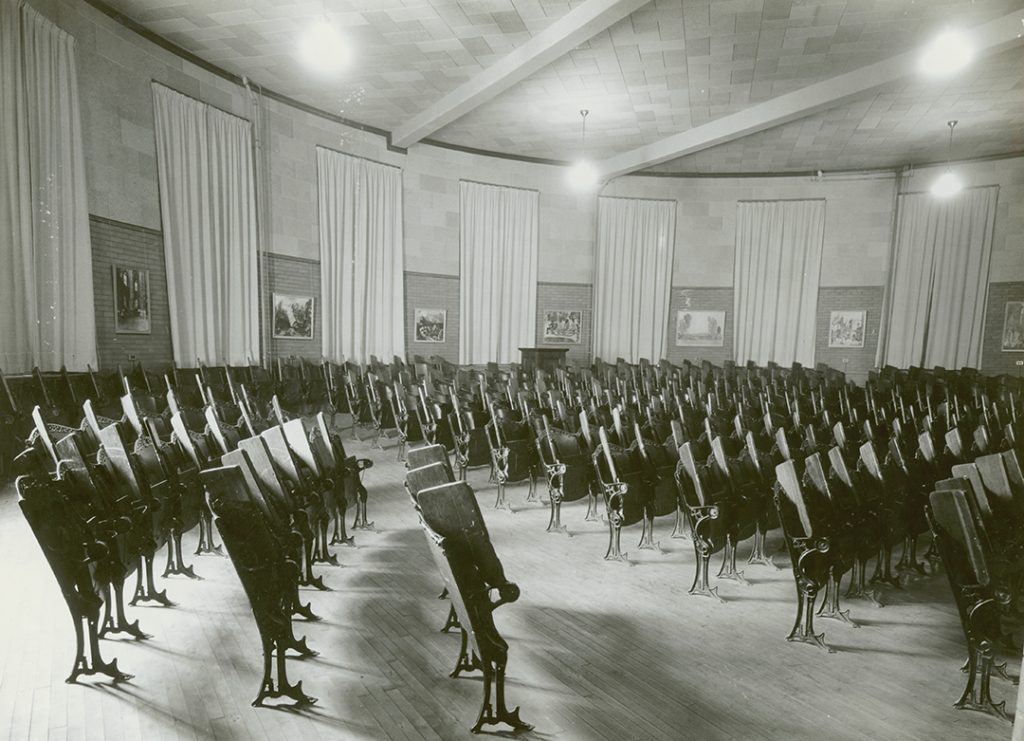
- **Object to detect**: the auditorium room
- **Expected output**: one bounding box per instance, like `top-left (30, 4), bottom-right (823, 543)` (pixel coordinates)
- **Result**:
top-left (3, 0), bottom-right (1024, 739)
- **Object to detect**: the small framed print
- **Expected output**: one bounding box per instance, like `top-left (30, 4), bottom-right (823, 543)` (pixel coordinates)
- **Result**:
top-left (828, 310), bottom-right (866, 349)
top-left (1002, 301), bottom-right (1024, 352)
top-left (272, 293), bottom-right (314, 340)
top-left (543, 310), bottom-right (582, 344)
top-left (414, 308), bottom-right (446, 343)
top-left (675, 310), bottom-right (725, 347)
top-left (113, 266), bottom-right (151, 334)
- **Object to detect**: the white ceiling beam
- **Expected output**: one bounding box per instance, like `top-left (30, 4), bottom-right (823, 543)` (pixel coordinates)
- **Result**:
top-left (390, 0), bottom-right (650, 149)
top-left (596, 9), bottom-right (1024, 179)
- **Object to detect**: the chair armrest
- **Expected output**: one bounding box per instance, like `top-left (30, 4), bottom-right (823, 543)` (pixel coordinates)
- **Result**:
top-left (489, 582), bottom-right (521, 609)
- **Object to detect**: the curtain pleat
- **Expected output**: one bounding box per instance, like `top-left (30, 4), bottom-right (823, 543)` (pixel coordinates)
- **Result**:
top-left (879, 186), bottom-right (998, 369)
top-left (0, 1), bottom-right (96, 372)
top-left (317, 147), bottom-right (404, 365)
top-left (733, 200), bottom-right (824, 367)
top-left (152, 83), bottom-right (259, 366)
top-left (459, 181), bottom-right (539, 365)
top-left (593, 197), bottom-right (676, 364)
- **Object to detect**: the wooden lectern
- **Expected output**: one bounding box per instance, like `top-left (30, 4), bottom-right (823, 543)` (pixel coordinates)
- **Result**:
top-left (519, 347), bottom-right (568, 374)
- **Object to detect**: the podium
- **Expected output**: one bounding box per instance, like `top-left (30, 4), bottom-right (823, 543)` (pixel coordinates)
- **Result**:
top-left (519, 347), bottom-right (568, 374)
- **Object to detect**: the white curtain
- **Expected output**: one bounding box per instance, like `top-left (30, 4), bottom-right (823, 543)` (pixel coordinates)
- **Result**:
top-left (153, 83), bottom-right (258, 366)
top-left (878, 186), bottom-right (998, 369)
top-left (0, 1), bottom-right (96, 372)
top-left (459, 181), bottom-right (538, 365)
top-left (593, 197), bottom-right (676, 363)
top-left (317, 147), bottom-right (404, 365)
top-left (733, 199), bottom-right (825, 367)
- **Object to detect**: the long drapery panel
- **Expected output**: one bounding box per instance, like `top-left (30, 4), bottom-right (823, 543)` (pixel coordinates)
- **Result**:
top-left (593, 196), bottom-right (676, 364)
top-left (733, 199), bottom-right (825, 367)
top-left (317, 147), bottom-right (404, 365)
top-left (0, 1), bottom-right (96, 372)
top-left (153, 83), bottom-right (259, 366)
top-left (459, 181), bottom-right (538, 365)
top-left (878, 186), bottom-right (998, 369)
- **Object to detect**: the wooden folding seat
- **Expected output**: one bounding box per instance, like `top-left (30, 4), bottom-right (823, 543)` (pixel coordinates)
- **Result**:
top-left (857, 441), bottom-right (908, 589)
top-left (884, 437), bottom-right (931, 577)
top-left (827, 448), bottom-right (884, 607)
top-left (203, 405), bottom-right (240, 455)
top-left (237, 435), bottom-right (327, 591)
top-left (274, 359), bottom-right (309, 416)
top-left (974, 453), bottom-right (1024, 519)
top-left (926, 487), bottom-right (1010, 722)
top-left (773, 459), bottom-right (836, 652)
top-left (485, 401), bottom-right (538, 510)
top-left (534, 417), bottom-right (594, 535)
top-left (592, 427), bottom-right (657, 561)
top-left (15, 449), bottom-right (133, 684)
top-left (46, 434), bottom-right (148, 640)
top-left (415, 480), bottom-right (530, 734)
top-left (406, 443), bottom-right (452, 473)
top-left (718, 434), bottom-right (778, 568)
top-left (97, 422), bottom-right (176, 606)
top-left (630, 419), bottom-right (679, 524)
top-left (220, 448), bottom-right (319, 624)
top-left (801, 454), bottom-right (862, 626)
top-left (263, 424), bottom-right (337, 566)
top-left (168, 366), bottom-right (206, 410)
top-left (138, 418), bottom-right (204, 579)
top-left (406, 457), bottom-right (465, 633)
top-left (1001, 449), bottom-right (1024, 491)
top-left (951, 459), bottom-right (1024, 560)
top-left (312, 411), bottom-right (374, 538)
top-left (202, 466), bottom-right (317, 708)
top-left (410, 386), bottom-right (439, 447)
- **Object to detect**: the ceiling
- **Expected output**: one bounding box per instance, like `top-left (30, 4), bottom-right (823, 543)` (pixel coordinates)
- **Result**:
top-left (97, 0), bottom-right (1024, 174)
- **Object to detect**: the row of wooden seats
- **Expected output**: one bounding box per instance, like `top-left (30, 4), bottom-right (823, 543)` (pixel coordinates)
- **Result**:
top-left (13, 370), bottom-right (374, 707)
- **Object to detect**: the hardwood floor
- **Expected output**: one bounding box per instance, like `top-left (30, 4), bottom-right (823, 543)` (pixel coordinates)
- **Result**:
top-left (0, 432), bottom-right (1015, 740)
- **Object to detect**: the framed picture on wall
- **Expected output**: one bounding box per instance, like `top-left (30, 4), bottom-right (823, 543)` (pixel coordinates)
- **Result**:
top-left (113, 266), bottom-right (151, 334)
top-left (675, 310), bottom-right (725, 347)
top-left (272, 293), bottom-right (314, 340)
top-left (828, 310), bottom-right (866, 348)
top-left (414, 309), bottom-right (446, 343)
top-left (543, 310), bottom-right (582, 344)
top-left (1002, 301), bottom-right (1024, 351)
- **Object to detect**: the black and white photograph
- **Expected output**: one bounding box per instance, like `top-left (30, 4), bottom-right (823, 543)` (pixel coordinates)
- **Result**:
top-left (272, 293), bottom-right (314, 339)
top-left (543, 309), bottom-right (582, 344)
top-left (113, 265), bottom-right (151, 334)
top-left (675, 310), bottom-right (725, 347)
top-left (3, 2), bottom-right (1023, 740)
top-left (828, 310), bottom-right (866, 348)
top-left (1003, 301), bottom-right (1024, 351)
top-left (414, 308), bottom-right (446, 343)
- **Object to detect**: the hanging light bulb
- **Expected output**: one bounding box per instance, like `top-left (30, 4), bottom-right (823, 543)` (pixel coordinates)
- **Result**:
top-left (919, 29), bottom-right (973, 77)
top-left (300, 3), bottom-right (351, 76)
top-left (931, 120), bottom-right (963, 198)
top-left (566, 109), bottom-right (598, 191)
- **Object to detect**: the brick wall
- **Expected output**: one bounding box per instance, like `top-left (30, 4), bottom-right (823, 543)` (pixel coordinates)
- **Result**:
top-left (89, 215), bottom-right (173, 371)
top-left (983, 281), bottom-right (1024, 376)
top-left (665, 287), bottom-right (735, 366)
top-left (265, 254), bottom-right (321, 363)
top-left (404, 272), bottom-right (460, 363)
top-left (535, 282), bottom-right (592, 365)
top-left (815, 286), bottom-right (883, 384)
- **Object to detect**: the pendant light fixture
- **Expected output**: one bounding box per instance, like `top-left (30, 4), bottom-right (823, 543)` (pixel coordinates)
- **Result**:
top-left (566, 109), bottom-right (598, 191)
top-left (930, 120), bottom-right (963, 198)
top-left (300, 1), bottom-right (351, 76)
